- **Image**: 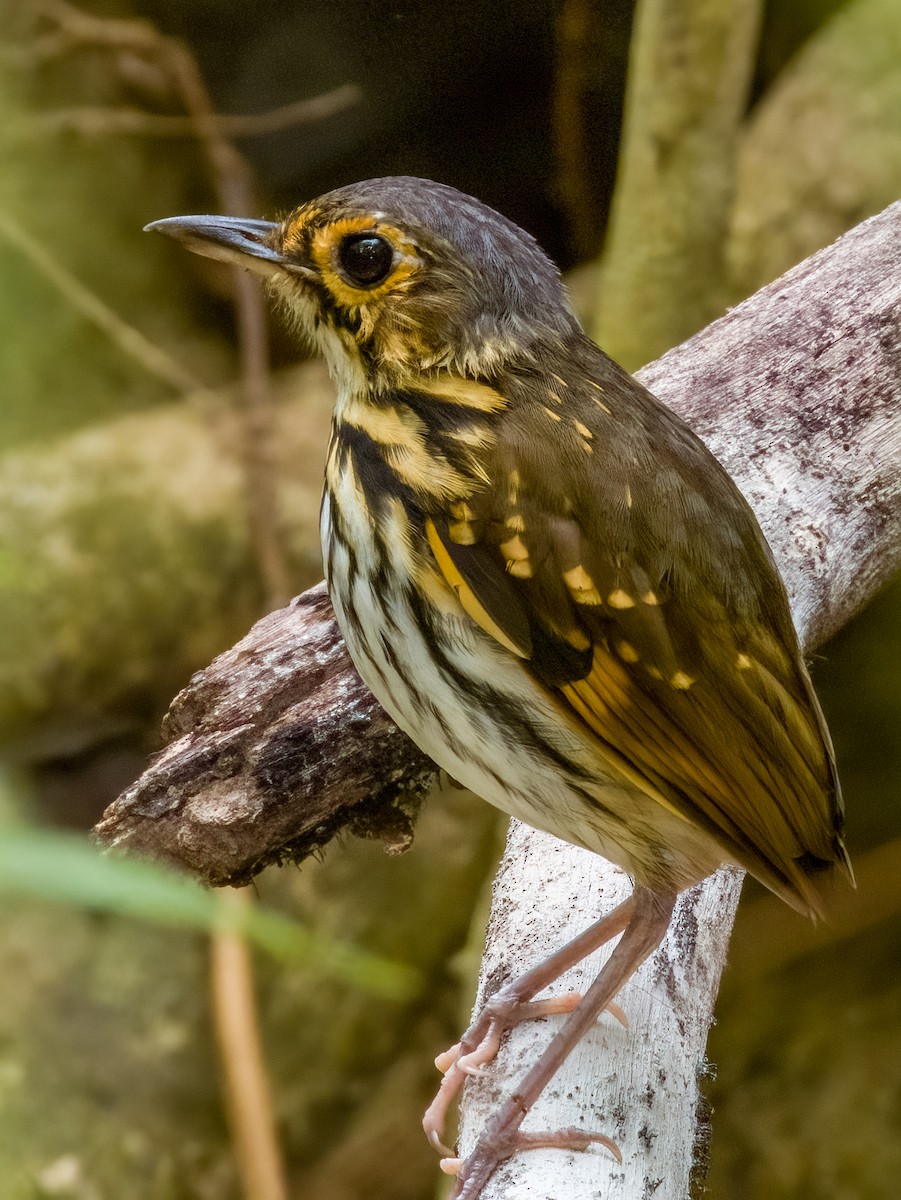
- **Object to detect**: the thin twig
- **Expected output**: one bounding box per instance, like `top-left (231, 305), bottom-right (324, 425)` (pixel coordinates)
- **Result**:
top-left (553, 0), bottom-right (600, 259)
top-left (32, 0), bottom-right (321, 609)
top-left (158, 36), bottom-right (293, 610)
top-left (29, 4), bottom-right (299, 1185)
top-left (21, 86), bottom-right (361, 139)
top-left (211, 888), bottom-right (289, 1200)
top-left (0, 205), bottom-right (209, 395)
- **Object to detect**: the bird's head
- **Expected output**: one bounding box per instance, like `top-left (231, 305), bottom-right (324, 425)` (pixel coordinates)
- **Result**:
top-left (146, 177), bottom-right (580, 392)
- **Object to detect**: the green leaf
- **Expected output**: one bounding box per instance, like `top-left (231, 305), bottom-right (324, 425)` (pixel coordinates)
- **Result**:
top-left (0, 826), bottom-right (419, 999)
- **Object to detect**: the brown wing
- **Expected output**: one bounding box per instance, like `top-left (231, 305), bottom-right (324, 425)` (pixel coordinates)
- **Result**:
top-left (425, 355), bottom-right (849, 917)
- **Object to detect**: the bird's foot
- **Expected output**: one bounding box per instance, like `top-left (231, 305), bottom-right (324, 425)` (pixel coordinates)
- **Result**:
top-left (442, 1096), bottom-right (621, 1198)
top-left (423, 990), bottom-right (627, 1155)
top-left (423, 888), bottom-right (674, 1196)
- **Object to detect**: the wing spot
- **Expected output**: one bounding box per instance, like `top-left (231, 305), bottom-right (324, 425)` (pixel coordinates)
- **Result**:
top-left (573, 421), bottom-right (593, 440)
top-left (550, 373), bottom-right (568, 388)
top-left (736, 653), bottom-right (752, 670)
top-left (641, 590), bottom-right (659, 605)
top-left (617, 641), bottom-right (640, 663)
top-left (450, 500), bottom-right (475, 521)
top-left (587, 381), bottom-right (611, 412)
top-left (581, 439), bottom-right (593, 455)
top-left (543, 405), bottom-right (562, 422)
top-left (448, 520), bottom-right (476, 545)
top-left (564, 565), bottom-right (602, 605)
top-left (564, 625), bottom-right (592, 651)
top-left (546, 388), bottom-right (563, 405)
top-left (670, 671), bottom-right (695, 690)
top-left (625, 486), bottom-right (633, 508)
top-left (608, 589), bottom-right (636, 609)
top-left (506, 512), bottom-right (526, 532)
top-left (507, 559), bottom-right (533, 578)
top-left (425, 518), bottom-right (527, 658)
top-left (499, 535), bottom-right (529, 562)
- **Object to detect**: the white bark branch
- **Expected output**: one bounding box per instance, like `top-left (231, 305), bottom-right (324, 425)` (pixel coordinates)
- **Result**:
top-left (458, 203), bottom-right (901, 1199)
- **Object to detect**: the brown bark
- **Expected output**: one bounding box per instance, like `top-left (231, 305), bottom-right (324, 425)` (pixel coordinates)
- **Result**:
top-left (96, 585), bottom-right (436, 884)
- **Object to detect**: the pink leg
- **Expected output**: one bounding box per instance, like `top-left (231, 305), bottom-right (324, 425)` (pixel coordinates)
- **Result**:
top-left (449, 886), bottom-right (676, 1198)
top-left (424, 894), bottom-right (636, 1155)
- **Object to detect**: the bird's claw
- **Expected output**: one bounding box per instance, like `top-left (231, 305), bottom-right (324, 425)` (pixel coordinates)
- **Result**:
top-left (424, 990), bottom-right (627, 1160)
top-left (449, 1124), bottom-right (622, 1198)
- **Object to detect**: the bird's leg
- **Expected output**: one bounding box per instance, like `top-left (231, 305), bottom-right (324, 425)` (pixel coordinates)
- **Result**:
top-left (424, 893), bottom-right (636, 1155)
top-left (447, 886), bottom-right (677, 1198)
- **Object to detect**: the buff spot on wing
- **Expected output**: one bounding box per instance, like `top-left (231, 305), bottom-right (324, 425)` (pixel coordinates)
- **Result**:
top-left (546, 388), bottom-right (563, 405)
top-left (625, 486), bottom-right (633, 509)
top-left (507, 559), bottom-right (533, 578)
top-left (506, 512), bottom-right (526, 532)
top-left (736, 653), bottom-right (752, 670)
top-left (562, 624), bottom-right (591, 651)
top-left (587, 381), bottom-right (611, 413)
top-left (670, 671), bottom-right (695, 690)
top-left (642, 590), bottom-right (659, 605)
top-left (425, 518), bottom-right (527, 658)
top-left (573, 421), bottom-right (592, 440)
top-left (617, 641), bottom-right (640, 663)
top-left (564, 565), bottom-right (602, 605)
top-left (608, 589), bottom-right (636, 609)
top-left (450, 501), bottom-right (475, 521)
top-left (543, 406), bottom-right (562, 422)
top-left (500, 535), bottom-right (529, 562)
top-left (448, 520), bottom-right (476, 545)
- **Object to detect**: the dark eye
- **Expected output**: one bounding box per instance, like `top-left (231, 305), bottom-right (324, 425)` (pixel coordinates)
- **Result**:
top-left (337, 233), bottom-right (395, 287)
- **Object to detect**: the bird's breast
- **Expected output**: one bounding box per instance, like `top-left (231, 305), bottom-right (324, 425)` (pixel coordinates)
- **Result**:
top-left (320, 450), bottom-right (726, 891)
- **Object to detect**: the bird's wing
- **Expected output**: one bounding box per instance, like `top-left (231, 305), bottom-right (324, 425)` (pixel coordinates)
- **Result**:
top-left (424, 360), bottom-right (847, 916)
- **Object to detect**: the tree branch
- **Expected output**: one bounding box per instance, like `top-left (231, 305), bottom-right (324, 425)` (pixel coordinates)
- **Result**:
top-left (594, 0), bottom-right (764, 368)
top-left (96, 203), bottom-right (901, 1195)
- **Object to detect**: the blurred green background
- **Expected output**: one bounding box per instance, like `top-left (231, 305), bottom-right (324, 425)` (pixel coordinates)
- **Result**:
top-left (1, 1), bottom-right (899, 1197)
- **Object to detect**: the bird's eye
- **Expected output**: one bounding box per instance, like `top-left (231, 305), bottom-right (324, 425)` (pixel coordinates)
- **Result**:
top-left (336, 233), bottom-right (395, 287)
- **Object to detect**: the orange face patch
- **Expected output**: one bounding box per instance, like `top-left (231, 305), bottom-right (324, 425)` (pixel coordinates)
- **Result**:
top-left (283, 213), bottom-right (424, 310)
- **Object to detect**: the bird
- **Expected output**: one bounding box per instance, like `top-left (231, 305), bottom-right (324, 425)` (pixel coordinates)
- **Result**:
top-left (147, 177), bottom-right (852, 1198)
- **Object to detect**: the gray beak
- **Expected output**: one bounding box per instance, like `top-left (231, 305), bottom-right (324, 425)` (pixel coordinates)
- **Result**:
top-left (144, 214), bottom-right (301, 280)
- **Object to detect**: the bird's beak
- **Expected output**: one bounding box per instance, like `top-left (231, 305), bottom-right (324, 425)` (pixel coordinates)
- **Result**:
top-left (144, 214), bottom-right (305, 281)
